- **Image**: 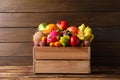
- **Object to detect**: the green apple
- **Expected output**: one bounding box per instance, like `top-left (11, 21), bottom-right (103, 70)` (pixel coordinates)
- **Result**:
top-left (38, 23), bottom-right (47, 31)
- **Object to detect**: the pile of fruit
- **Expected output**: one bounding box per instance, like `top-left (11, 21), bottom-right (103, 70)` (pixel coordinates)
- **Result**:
top-left (33, 20), bottom-right (94, 47)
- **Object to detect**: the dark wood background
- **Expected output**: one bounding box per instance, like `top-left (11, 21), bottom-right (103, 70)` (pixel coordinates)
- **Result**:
top-left (0, 0), bottom-right (120, 66)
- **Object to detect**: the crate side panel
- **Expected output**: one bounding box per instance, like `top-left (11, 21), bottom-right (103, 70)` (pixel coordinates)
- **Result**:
top-left (34, 60), bottom-right (90, 74)
top-left (33, 46), bottom-right (90, 60)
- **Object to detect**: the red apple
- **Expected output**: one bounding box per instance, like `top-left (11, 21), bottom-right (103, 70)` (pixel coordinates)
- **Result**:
top-left (56, 20), bottom-right (69, 30)
top-left (70, 36), bottom-right (80, 47)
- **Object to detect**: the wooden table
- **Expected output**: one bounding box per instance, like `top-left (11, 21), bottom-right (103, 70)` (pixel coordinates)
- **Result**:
top-left (0, 66), bottom-right (120, 80)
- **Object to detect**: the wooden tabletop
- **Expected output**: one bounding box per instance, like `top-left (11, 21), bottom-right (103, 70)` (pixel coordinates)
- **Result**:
top-left (0, 66), bottom-right (120, 80)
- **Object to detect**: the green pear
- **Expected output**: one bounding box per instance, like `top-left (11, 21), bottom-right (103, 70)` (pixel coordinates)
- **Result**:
top-left (38, 23), bottom-right (47, 31)
top-left (63, 35), bottom-right (70, 41)
top-left (60, 39), bottom-right (66, 47)
top-left (60, 37), bottom-right (69, 46)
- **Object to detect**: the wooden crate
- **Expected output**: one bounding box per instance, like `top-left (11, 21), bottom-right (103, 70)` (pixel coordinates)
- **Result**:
top-left (33, 46), bottom-right (91, 74)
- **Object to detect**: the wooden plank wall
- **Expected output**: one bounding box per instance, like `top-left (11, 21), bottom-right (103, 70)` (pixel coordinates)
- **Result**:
top-left (0, 0), bottom-right (120, 66)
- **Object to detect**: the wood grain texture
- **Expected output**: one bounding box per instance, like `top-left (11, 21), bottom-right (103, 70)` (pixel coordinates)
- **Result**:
top-left (34, 60), bottom-right (90, 73)
top-left (0, 66), bottom-right (120, 79)
top-left (33, 46), bottom-right (90, 60)
top-left (0, 78), bottom-right (120, 80)
top-left (0, 56), bottom-right (32, 66)
top-left (0, 27), bottom-right (120, 42)
top-left (33, 46), bottom-right (90, 73)
top-left (0, 43), bottom-right (33, 56)
top-left (0, 42), bottom-right (120, 57)
top-left (0, 0), bottom-right (120, 68)
top-left (0, 0), bottom-right (119, 12)
top-left (92, 57), bottom-right (120, 66)
top-left (92, 27), bottom-right (120, 41)
top-left (0, 12), bottom-right (120, 27)
top-left (0, 55), bottom-right (119, 66)
top-left (0, 28), bottom-right (36, 42)
top-left (91, 42), bottom-right (120, 57)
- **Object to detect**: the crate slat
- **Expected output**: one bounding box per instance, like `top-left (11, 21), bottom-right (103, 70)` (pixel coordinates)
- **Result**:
top-left (34, 60), bottom-right (90, 74)
top-left (33, 46), bottom-right (90, 60)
